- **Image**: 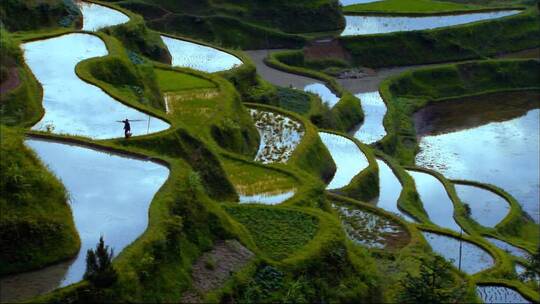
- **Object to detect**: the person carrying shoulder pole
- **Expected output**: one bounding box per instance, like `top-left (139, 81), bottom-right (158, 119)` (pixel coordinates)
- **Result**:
top-left (117, 119), bottom-right (145, 138)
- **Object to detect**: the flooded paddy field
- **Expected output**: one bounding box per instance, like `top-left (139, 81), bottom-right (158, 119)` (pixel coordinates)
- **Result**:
top-left (239, 191), bottom-right (296, 205)
top-left (162, 36), bottom-right (242, 73)
top-left (76, 1), bottom-right (129, 31)
top-left (415, 91), bottom-right (540, 223)
top-left (0, 139), bottom-right (168, 302)
top-left (333, 202), bottom-right (409, 249)
top-left (303, 83), bottom-right (340, 108)
top-left (477, 285), bottom-right (531, 304)
top-left (485, 237), bottom-right (531, 260)
top-left (250, 109), bottom-right (304, 164)
top-left (375, 160), bottom-right (415, 222)
top-left (407, 170), bottom-right (461, 232)
top-left (454, 184), bottom-right (510, 228)
top-left (352, 91), bottom-right (387, 144)
top-left (319, 132), bottom-right (369, 190)
top-left (422, 231), bottom-right (494, 274)
top-left (341, 10), bottom-right (520, 36)
top-left (22, 35), bottom-right (168, 139)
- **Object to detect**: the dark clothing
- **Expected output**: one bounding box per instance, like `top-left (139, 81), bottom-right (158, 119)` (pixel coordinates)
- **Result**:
top-left (122, 119), bottom-right (131, 138)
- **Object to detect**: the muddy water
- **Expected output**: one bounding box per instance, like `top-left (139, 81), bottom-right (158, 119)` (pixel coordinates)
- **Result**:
top-left (333, 202), bottom-right (408, 249)
top-left (407, 170), bottom-right (461, 232)
top-left (352, 91), bottom-right (387, 144)
top-left (22, 33), bottom-right (169, 139)
top-left (161, 36), bottom-right (242, 73)
top-left (239, 190), bottom-right (295, 205)
top-left (375, 160), bottom-right (415, 222)
top-left (455, 184), bottom-right (510, 228)
top-left (77, 1), bottom-right (129, 31)
top-left (341, 10), bottom-right (520, 36)
top-left (422, 231), bottom-right (494, 274)
top-left (319, 132), bottom-right (369, 190)
top-left (304, 83), bottom-right (340, 108)
top-left (415, 92), bottom-right (540, 223)
top-left (250, 109), bottom-right (304, 164)
top-left (485, 237), bottom-right (531, 260)
top-left (0, 139), bottom-right (169, 302)
top-left (476, 286), bottom-right (530, 304)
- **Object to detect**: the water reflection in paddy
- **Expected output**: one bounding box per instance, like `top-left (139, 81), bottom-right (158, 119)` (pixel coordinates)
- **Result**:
top-left (485, 237), bottom-right (531, 260)
top-left (407, 170), bottom-right (461, 232)
top-left (341, 10), bottom-right (519, 36)
top-left (422, 231), bottom-right (494, 274)
top-left (239, 190), bottom-right (295, 205)
top-left (22, 33), bottom-right (169, 139)
top-left (161, 36), bottom-right (242, 73)
top-left (304, 83), bottom-right (340, 108)
top-left (250, 109), bottom-right (304, 164)
top-left (455, 184), bottom-right (510, 228)
top-left (320, 132), bottom-right (369, 190)
top-left (476, 286), bottom-right (530, 304)
top-left (353, 91), bottom-right (387, 144)
top-left (77, 1), bottom-right (129, 31)
top-left (415, 93), bottom-right (539, 223)
top-left (375, 160), bottom-right (415, 222)
top-left (24, 139), bottom-right (169, 287)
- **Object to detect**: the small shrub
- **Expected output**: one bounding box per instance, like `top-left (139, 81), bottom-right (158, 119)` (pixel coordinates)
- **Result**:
top-left (84, 236), bottom-right (118, 288)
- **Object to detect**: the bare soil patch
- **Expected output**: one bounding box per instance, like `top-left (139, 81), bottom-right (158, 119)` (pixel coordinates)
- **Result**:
top-left (180, 240), bottom-right (254, 303)
top-left (0, 68), bottom-right (20, 98)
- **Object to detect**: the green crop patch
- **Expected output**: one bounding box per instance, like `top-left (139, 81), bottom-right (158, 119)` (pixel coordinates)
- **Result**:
top-left (221, 158), bottom-right (297, 195)
top-left (155, 69), bottom-right (216, 92)
top-left (224, 206), bottom-right (319, 260)
top-left (343, 0), bottom-right (487, 15)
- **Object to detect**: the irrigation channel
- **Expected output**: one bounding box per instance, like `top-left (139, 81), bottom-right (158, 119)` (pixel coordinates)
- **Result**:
top-left (1, 1), bottom-right (537, 303)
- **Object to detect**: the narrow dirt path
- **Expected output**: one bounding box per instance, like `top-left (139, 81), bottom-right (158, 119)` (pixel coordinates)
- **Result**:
top-left (244, 50), bottom-right (324, 89)
top-left (180, 240), bottom-right (254, 303)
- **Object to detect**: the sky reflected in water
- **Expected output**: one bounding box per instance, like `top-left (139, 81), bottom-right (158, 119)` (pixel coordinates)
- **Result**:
top-left (416, 109), bottom-right (540, 223)
top-left (304, 83), bottom-right (340, 108)
top-left (25, 139), bottom-right (169, 287)
top-left (408, 170), bottom-right (461, 232)
top-left (422, 231), bottom-right (494, 275)
top-left (353, 91), bottom-right (387, 144)
top-left (22, 33), bottom-right (169, 139)
top-left (77, 1), bottom-right (129, 31)
top-left (341, 10), bottom-right (519, 36)
top-left (162, 36), bottom-right (242, 73)
top-left (455, 184), bottom-right (509, 228)
top-left (320, 132), bottom-right (369, 190)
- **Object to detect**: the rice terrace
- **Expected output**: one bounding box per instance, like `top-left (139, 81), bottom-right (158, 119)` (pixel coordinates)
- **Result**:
top-left (0, 0), bottom-right (539, 303)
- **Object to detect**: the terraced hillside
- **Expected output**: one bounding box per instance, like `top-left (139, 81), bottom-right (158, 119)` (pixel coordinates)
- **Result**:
top-left (0, 0), bottom-right (538, 303)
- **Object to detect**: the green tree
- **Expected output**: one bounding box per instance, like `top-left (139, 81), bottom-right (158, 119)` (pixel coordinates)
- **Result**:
top-left (84, 236), bottom-right (118, 288)
top-left (398, 256), bottom-right (465, 303)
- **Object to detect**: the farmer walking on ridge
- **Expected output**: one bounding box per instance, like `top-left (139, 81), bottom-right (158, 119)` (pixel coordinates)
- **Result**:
top-left (122, 118), bottom-right (131, 138)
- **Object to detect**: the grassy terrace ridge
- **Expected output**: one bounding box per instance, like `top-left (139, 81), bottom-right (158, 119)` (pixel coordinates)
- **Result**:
top-left (102, 0), bottom-right (345, 49)
top-left (342, 0), bottom-right (523, 15)
top-left (2, 0), bottom-right (539, 302)
top-left (269, 6), bottom-right (539, 70)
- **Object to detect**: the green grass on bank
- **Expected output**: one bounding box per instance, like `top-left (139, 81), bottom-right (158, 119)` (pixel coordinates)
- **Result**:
top-left (221, 158), bottom-right (297, 196)
top-left (343, 0), bottom-right (489, 15)
top-left (155, 69), bottom-right (216, 92)
top-left (225, 206), bottom-right (319, 260)
top-left (0, 127), bottom-right (79, 275)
